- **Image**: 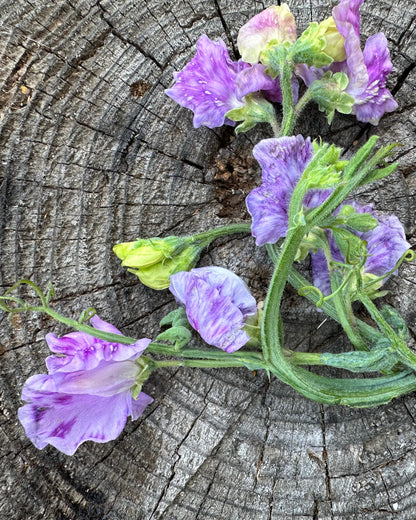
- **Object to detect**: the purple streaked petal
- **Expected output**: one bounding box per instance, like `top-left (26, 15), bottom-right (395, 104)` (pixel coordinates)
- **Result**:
top-left (252, 135), bottom-right (313, 184)
top-left (246, 183), bottom-right (289, 246)
top-left (331, 1), bottom-right (397, 123)
top-left (247, 135), bottom-right (325, 246)
top-left (46, 317), bottom-right (150, 374)
top-left (18, 374), bottom-right (152, 455)
top-left (185, 277), bottom-right (249, 353)
top-left (170, 267), bottom-right (256, 352)
top-left (352, 33), bottom-right (398, 124)
top-left (364, 213), bottom-right (410, 276)
top-left (165, 35), bottom-right (248, 129)
top-left (332, 0), bottom-right (364, 40)
top-left (51, 360), bottom-right (141, 397)
top-left (235, 63), bottom-right (276, 99)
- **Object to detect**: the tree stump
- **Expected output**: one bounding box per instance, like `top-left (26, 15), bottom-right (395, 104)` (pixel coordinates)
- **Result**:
top-left (1, 1), bottom-right (416, 518)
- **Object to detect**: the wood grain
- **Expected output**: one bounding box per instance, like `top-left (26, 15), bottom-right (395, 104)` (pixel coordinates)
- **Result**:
top-left (1, 0), bottom-right (415, 518)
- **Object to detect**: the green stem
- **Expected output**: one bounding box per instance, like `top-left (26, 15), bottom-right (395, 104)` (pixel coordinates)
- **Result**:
top-left (359, 292), bottom-right (416, 370)
top-left (318, 234), bottom-right (368, 351)
top-left (192, 223), bottom-right (251, 243)
top-left (153, 356), bottom-right (266, 370)
top-left (294, 88), bottom-right (313, 117)
top-left (279, 59), bottom-right (296, 136)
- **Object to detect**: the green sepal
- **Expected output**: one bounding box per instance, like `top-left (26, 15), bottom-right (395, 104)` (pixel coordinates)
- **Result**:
top-left (158, 307), bottom-right (192, 349)
top-left (131, 357), bottom-right (152, 399)
top-left (160, 307), bottom-right (188, 328)
top-left (309, 72), bottom-right (354, 123)
top-left (358, 162), bottom-right (398, 187)
top-left (226, 94), bottom-right (277, 134)
top-left (289, 22), bottom-right (334, 68)
top-left (156, 326), bottom-right (192, 350)
top-left (259, 40), bottom-right (290, 79)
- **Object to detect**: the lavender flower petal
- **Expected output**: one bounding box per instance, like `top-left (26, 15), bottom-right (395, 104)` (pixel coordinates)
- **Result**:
top-left (46, 317), bottom-right (149, 374)
top-left (170, 267), bottom-right (256, 352)
top-left (332, 0), bottom-right (397, 123)
top-left (247, 135), bottom-right (331, 246)
top-left (18, 374), bottom-right (153, 455)
top-left (19, 317), bottom-right (152, 454)
top-left (165, 35), bottom-right (248, 128)
top-left (353, 33), bottom-right (398, 124)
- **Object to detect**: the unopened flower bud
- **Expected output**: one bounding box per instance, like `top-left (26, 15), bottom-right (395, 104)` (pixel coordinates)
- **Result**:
top-left (113, 236), bottom-right (207, 290)
top-left (318, 17), bottom-right (346, 62)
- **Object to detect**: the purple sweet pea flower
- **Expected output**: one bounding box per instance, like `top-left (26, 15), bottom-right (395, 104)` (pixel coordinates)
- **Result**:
top-left (18, 316), bottom-right (153, 455)
top-left (165, 35), bottom-right (249, 128)
top-left (165, 35), bottom-right (294, 129)
top-left (246, 135), bottom-right (332, 246)
top-left (311, 202), bottom-right (410, 295)
top-left (298, 0), bottom-right (397, 124)
top-left (169, 266), bottom-right (257, 353)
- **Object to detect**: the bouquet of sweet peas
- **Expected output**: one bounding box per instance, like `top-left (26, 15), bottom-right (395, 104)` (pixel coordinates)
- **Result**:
top-left (3, 0), bottom-right (415, 455)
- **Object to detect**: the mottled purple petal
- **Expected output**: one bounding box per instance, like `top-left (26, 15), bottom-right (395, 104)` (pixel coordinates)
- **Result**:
top-left (19, 373), bottom-right (152, 455)
top-left (364, 213), bottom-right (410, 276)
top-left (46, 317), bottom-right (150, 374)
top-left (247, 135), bottom-right (325, 246)
top-left (332, 0), bottom-right (364, 40)
top-left (352, 33), bottom-right (398, 124)
top-left (170, 267), bottom-right (256, 352)
top-left (253, 135), bottom-right (313, 183)
top-left (165, 35), bottom-right (249, 128)
top-left (237, 5), bottom-right (297, 64)
top-left (235, 64), bottom-right (277, 99)
top-left (331, 0), bottom-right (397, 123)
top-left (246, 183), bottom-right (290, 246)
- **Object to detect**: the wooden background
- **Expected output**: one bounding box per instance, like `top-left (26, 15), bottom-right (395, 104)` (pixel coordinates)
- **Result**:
top-left (1, 1), bottom-right (416, 518)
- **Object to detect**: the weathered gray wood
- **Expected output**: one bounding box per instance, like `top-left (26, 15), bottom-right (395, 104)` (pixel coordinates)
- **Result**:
top-left (0, 0), bottom-right (416, 518)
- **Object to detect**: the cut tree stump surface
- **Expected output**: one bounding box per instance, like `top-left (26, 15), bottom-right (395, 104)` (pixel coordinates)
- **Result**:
top-left (1, 1), bottom-right (416, 519)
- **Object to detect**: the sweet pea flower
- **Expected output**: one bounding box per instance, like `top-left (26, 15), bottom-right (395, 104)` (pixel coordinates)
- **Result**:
top-left (18, 316), bottom-right (152, 455)
top-left (298, 0), bottom-right (397, 124)
top-left (169, 266), bottom-right (257, 352)
top-left (246, 135), bottom-right (332, 246)
top-left (311, 202), bottom-right (410, 295)
top-left (165, 35), bottom-right (288, 129)
top-left (237, 4), bottom-right (297, 64)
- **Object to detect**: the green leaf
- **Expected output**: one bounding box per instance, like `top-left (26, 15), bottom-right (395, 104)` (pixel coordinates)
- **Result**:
top-left (156, 326), bottom-right (192, 349)
top-left (321, 340), bottom-right (399, 373)
top-left (380, 305), bottom-right (410, 342)
top-left (330, 205), bottom-right (378, 232)
top-left (160, 307), bottom-right (188, 328)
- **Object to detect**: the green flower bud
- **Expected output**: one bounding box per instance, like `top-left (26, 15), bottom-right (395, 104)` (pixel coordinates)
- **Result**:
top-left (113, 236), bottom-right (206, 290)
top-left (318, 17), bottom-right (346, 62)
